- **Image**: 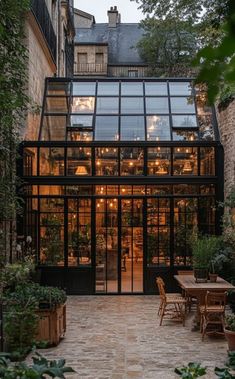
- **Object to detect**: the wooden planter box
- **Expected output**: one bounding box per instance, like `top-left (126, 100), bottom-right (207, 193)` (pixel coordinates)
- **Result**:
top-left (35, 303), bottom-right (66, 346)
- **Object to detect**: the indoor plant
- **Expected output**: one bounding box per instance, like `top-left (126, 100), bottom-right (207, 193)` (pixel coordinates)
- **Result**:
top-left (224, 314), bottom-right (235, 351)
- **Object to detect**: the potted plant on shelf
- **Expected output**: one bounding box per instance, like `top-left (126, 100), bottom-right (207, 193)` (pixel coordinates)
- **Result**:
top-left (191, 234), bottom-right (220, 282)
top-left (224, 314), bottom-right (235, 351)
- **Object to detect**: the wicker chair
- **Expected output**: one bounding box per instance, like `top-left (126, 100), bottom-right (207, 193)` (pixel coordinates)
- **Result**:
top-left (156, 277), bottom-right (187, 326)
top-left (199, 291), bottom-right (226, 340)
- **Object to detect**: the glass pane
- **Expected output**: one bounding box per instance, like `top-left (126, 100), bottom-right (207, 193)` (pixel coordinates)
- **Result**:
top-left (96, 97), bottom-right (119, 114)
top-left (173, 147), bottom-right (198, 175)
top-left (66, 185), bottom-right (93, 195)
top-left (169, 82), bottom-right (192, 96)
top-left (67, 147), bottom-right (91, 176)
top-left (38, 186), bottom-right (65, 195)
top-left (198, 114), bottom-right (215, 140)
top-left (45, 97), bottom-right (69, 113)
top-left (172, 115), bottom-right (197, 128)
top-left (171, 97), bottom-right (195, 113)
top-left (67, 131), bottom-right (93, 141)
top-left (174, 198), bottom-right (197, 266)
top-left (40, 204), bottom-right (64, 266)
top-left (172, 131), bottom-right (198, 141)
top-left (39, 148), bottom-right (64, 175)
top-left (69, 115), bottom-right (93, 127)
top-left (71, 97), bottom-right (95, 113)
top-left (95, 116), bottom-right (119, 141)
top-left (96, 147), bottom-right (118, 176)
top-left (145, 82), bottom-right (168, 96)
top-left (120, 116), bottom-right (145, 141)
top-left (68, 199), bottom-right (91, 267)
top-left (173, 184), bottom-right (198, 195)
top-left (121, 82), bottom-right (143, 95)
top-left (148, 147), bottom-right (171, 175)
top-left (199, 197), bottom-right (215, 234)
top-left (72, 82), bottom-right (96, 95)
top-left (147, 115), bottom-right (170, 141)
top-left (146, 186), bottom-right (171, 195)
top-left (47, 81), bottom-right (70, 96)
top-left (145, 98), bottom-right (169, 114)
top-left (200, 147), bottom-right (215, 175)
top-left (23, 147), bottom-right (37, 176)
top-left (121, 98), bottom-right (144, 114)
top-left (41, 116), bottom-right (66, 141)
top-left (97, 82), bottom-right (119, 95)
top-left (120, 148), bottom-right (144, 175)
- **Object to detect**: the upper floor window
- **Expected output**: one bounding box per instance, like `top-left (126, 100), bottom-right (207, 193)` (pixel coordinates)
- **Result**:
top-left (96, 53), bottom-right (104, 64)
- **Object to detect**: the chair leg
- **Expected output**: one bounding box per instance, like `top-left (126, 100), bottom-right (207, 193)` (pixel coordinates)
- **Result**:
top-left (158, 299), bottom-right (163, 316)
top-left (159, 302), bottom-right (166, 326)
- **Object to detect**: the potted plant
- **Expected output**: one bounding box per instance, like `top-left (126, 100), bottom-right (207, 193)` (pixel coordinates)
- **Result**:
top-left (227, 289), bottom-right (235, 313)
top-left (209, 245), bottom-right (232, 282)
top-left (224, 314), bottom-right (235, 351)
top-left (191, 235), bottom-right (220, 282)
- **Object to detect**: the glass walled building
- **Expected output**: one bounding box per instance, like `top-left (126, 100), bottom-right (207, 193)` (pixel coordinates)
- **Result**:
top-left (21, 78), bottom-right (223, 294)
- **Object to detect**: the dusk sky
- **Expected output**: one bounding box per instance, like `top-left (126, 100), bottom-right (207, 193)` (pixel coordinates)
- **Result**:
top-left (74, 0), bottom-right (144, 23)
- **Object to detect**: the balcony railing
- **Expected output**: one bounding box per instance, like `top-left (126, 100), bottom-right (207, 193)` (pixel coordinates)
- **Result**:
top-left (74, 63), bottom-right (107, 75)
top-left (31, 0), bottom-right (57, 63)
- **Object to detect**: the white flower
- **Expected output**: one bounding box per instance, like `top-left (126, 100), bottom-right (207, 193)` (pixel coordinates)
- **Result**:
top-left (26, 236), bottom-right (32, 244)
top-left (16, 244), bottom-right (22, 252)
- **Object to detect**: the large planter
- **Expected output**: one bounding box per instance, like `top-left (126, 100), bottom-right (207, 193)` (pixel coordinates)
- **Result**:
top-left (224, 328), bottom-right (235, 351)
top-left (35, 303), bottom-right (66, 346)
top-left (194, 268), bottom-right (208, 283)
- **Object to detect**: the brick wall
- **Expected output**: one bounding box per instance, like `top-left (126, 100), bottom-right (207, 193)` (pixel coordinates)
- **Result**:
top-left (217, 99), bottom-right (235, 196)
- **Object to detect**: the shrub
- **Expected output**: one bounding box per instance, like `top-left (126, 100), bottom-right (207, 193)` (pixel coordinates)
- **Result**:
top-left (0, 352), bottom-right (75, 378)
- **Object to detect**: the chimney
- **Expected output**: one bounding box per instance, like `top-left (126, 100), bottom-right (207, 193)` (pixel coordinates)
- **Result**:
top-left (107, 6), bottom-right (121, 27)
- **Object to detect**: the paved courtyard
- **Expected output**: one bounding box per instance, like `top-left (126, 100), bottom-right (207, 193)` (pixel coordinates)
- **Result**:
top-left (35, 296), bottom-right (228, 378)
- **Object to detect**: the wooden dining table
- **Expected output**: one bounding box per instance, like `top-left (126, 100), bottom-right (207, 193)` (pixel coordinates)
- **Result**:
top-left (174, 275), bottom-right (235, 330)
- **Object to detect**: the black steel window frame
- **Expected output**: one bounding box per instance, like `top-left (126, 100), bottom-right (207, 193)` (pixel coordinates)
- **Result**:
top-left (39, 77), bottom-right (220, 142)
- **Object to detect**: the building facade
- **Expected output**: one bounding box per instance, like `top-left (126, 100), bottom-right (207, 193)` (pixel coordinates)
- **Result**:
top-left (21, 77), bottom-right (223, 294)
top-left (24, 0), bottom-right (75, 140)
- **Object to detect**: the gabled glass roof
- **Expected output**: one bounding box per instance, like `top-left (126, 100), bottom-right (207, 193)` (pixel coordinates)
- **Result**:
top-left (39, 79), bottom-right (217, 142)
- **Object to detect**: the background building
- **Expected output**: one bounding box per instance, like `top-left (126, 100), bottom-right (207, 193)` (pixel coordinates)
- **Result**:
top-left (24, 0), bottom-right (75, 140)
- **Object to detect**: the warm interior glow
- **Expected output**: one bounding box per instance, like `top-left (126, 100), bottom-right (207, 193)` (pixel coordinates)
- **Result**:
top-left (75, 166), bottom-right (88, 175)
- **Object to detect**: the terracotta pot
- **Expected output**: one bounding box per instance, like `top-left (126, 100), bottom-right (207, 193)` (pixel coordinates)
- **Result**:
top-left (209, 273), bottom-right (218, 283)
top-left (224, 328), bottom-right (235, 351)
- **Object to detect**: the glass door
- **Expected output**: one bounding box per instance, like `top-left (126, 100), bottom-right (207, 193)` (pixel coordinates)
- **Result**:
top-left (95, 197), bottom-right (144, 293)
top-left (121, 199), bottom-right (143, 293)
top-left (95, 198), bottom-right (118, 293)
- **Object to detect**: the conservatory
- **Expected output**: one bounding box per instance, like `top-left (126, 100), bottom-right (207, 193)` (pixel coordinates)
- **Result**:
top-left (21, 78), bottom-right (223, 294)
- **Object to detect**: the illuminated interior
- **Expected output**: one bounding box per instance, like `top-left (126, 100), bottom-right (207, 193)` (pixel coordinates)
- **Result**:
top-left (21, 78), bottom-right (222, 295)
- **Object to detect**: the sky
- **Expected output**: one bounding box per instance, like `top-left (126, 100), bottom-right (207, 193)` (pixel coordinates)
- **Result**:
top-left (74, 0), bottom-right (144, 23)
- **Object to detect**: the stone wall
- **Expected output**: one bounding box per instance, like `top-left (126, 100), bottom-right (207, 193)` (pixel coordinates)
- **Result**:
top-left (217, 99), bottom-right (235, 196)
top-left (23, 17), bottom-right (56, 141)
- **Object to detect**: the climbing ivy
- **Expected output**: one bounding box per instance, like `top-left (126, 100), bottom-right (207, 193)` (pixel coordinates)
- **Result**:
top-left (0, 0), bottom-right (30, 262)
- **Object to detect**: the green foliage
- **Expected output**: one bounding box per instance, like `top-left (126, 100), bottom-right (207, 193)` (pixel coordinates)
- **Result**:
top-left (41, 216), bottom-right (63, 265)
top-left (0, 261), bottom-right (35, 290)
top-left (191, 234), bottom-right (221, 269)
top-left (137, 17), bottom-right (197, 76)
top-left (3, 284), bottom-right (66, 356)
top-left (131, 0), bottom-right (234, 104)
top-left (4, 296), bottom-right (38, 358)
top-left (175, 362), bottom-right (207, 378)
top-left (0, 0), bottom-right (30, 228)
top-left (225, 315), bottom-right (235, 332)
top-left (0, 352), bottom-right (75, 378)
top-left (5, 284), bottom-right (67, 309)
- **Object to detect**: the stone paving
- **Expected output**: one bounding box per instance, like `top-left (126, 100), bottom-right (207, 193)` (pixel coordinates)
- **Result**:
top-left (34, 296), bottom-right (228, 378)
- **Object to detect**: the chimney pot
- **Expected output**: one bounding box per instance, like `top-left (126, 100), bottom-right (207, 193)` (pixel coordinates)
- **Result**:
top-left (107, 6), bottom-right (120, 27)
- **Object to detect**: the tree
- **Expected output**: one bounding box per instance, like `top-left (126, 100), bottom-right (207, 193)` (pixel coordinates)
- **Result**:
top-left (131, 0), bottom-right (235, 103)
top-left (137, 17), bottom-right (197, 76)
